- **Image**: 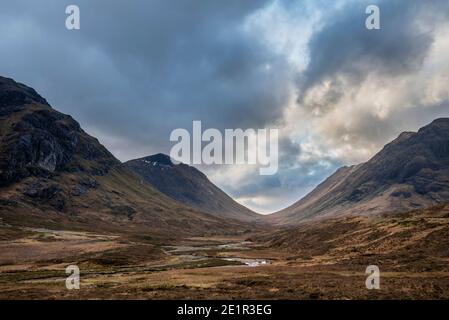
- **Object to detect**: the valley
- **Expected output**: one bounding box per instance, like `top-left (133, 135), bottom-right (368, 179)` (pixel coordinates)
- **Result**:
top-left (1, 76), bottom-right (448, 300)
top-left (1, 203), bottom-right (448, 299)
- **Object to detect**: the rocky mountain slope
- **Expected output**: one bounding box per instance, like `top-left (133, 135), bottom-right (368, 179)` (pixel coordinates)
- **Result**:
top-left (0, 76), bottom-right (251, 236)
top-left (271, 118), bottom-right (449, 224)
top-left (0, 77), bottom-right (119, 187)
top-left (124, 154), bottom-right (262, 222)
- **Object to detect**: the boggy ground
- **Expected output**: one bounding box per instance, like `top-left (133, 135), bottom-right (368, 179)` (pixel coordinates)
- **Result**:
top-left (0, 204), bottom-right (448, 300)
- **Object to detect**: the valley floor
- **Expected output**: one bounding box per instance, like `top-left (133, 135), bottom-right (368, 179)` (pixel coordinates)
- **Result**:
top-left (0, 220), bottom-right (448, 299)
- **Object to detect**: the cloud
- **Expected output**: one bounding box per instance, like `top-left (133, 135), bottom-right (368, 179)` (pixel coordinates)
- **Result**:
top-left (0, 0), bottom-right (290, 156)
top-left (300, 0), bottom-right (435, 93)
top-left (218, 0), bottom-right (449, 212)
top-left (285, 0), bottom-right (449, 166)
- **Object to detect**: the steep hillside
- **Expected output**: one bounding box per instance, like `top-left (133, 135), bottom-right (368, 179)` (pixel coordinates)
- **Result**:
top-left (124, 154), bottom-right (262, 222)
top-left (271, 119), bottom-right (449, 224)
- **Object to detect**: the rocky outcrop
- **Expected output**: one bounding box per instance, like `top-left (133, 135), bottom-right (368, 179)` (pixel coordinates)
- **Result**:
top-left (0, 76), bottom-right (120, 187)
top-left (0, 76), bottom-right (49, 110)
top-left (22, 181), bottom-right (66, 211)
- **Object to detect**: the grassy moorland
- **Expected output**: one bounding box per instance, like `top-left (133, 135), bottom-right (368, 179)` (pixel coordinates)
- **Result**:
top-left (0, 204), bottom-right (448, 300)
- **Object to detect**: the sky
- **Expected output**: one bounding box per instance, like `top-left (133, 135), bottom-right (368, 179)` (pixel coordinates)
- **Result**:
top-left (1, 0), bottom-right (449, 213)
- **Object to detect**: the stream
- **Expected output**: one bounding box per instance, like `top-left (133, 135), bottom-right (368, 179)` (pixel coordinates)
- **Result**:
top-left (164, 241), bottom-right (269, 267)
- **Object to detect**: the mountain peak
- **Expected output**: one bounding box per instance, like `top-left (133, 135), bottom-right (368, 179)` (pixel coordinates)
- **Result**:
top-left (0, 76), bottom-right (49, 109)
top-left (418, 117), bottom-right (449, 134)
top-left (141, 153), bottom-right (174, 167)
top-left (429, 117), bottom-right (449, 125)
top-left (124, 153), bottom-right (261, 222)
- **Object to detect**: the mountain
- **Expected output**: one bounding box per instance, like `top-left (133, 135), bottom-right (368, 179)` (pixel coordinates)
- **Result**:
top-left (124, 153), bottom-right (262, 222)
top-left (0, 76), bottom-right (120, 187)
top-left (0, 76), bottom-right (251, 236)
top-left (271, 118), bottom-right (449, 224)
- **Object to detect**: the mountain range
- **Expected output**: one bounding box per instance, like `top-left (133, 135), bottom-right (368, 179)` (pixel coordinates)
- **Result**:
top-left (1, 75), bottom-right (449, 235)
top-left (0, 76), bottom-right (254, 237)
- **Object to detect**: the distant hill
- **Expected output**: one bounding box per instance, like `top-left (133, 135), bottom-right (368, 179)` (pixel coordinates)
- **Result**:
top-left (270, 118), bottom-right (449, 224)
top-left (124, 153), bottom-right (262, 222)
top-left (0, 76), bottom-right (251, 237)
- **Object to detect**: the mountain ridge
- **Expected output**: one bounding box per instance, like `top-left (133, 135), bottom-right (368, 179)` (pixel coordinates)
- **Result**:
top-left (270, 118), bottom-right (449, 224)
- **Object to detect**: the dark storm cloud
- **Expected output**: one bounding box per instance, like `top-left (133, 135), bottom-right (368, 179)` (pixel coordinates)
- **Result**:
top-left (299, 0), bottom-right (449, 98)
top-left (0, 0), bottom-right (290, 160)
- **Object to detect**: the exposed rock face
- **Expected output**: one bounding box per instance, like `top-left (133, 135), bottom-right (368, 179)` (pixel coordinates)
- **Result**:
top-left (0, 76), bottom-right (120, 187)
top-left (124, 153), bottom-right (262, 222)
top-left (0, 77), bottom-right (49, 110)
top-left (344, 119), bottom-right (449, 199)
top-left (271, 118), bottom-right (449, 224)
top-left (22, 181), bottom-right (66, 211)
top-left (70, 177), bottom-right (99, 197)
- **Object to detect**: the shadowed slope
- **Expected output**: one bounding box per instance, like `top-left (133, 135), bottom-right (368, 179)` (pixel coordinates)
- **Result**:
top-left (124, 153), bottom-right (262, 222)
top-left (271, 118), bottom-right (449, 224)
